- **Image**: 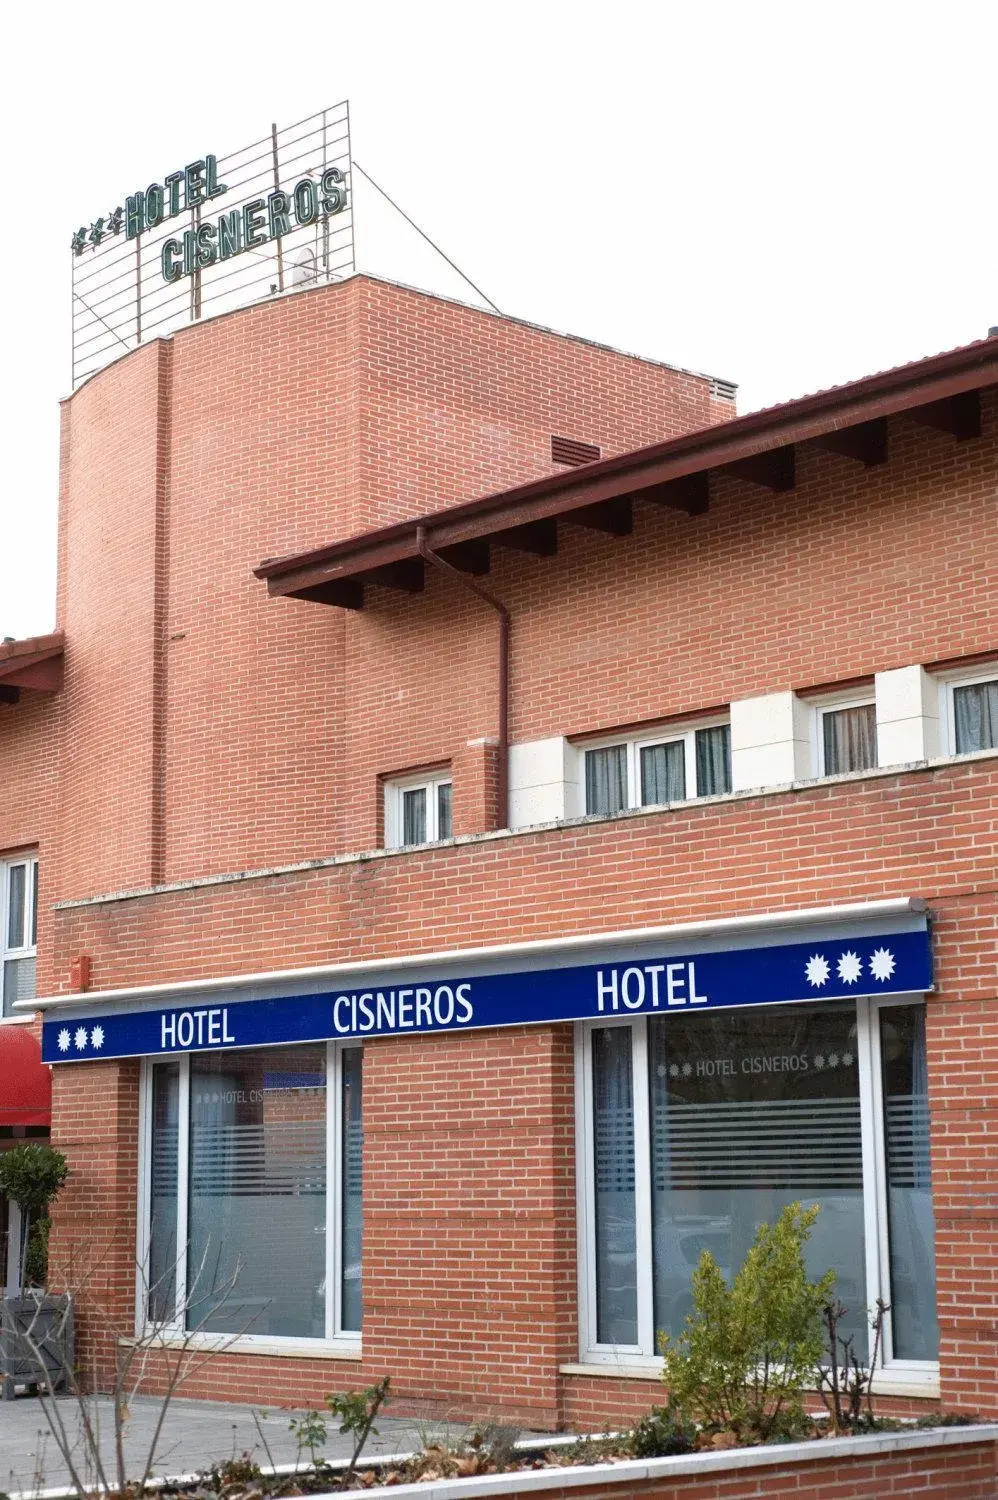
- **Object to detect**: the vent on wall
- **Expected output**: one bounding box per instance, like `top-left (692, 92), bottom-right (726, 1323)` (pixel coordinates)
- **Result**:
top-left (709, 377), bottom-right (738, 404)
top-left (551, 435), bottom-right (601, 467)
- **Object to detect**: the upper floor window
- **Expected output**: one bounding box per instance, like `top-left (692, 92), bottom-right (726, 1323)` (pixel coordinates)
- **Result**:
top-left (816, 699), bottom-right (878, 776)
top-left (584, 723), bottom-right (731, 818)
top-left (1, 855), bottom-right (38, 1017)
top-left (384, 774), bottom-right (453, 849)
top-left (951, 676), bottom-right (998, 755)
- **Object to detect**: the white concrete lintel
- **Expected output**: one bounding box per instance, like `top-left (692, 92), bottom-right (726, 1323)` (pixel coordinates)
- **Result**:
top-left (876, 664), bottom-right (940, 763)
top-left (731, 690), bottom-right (811, 790)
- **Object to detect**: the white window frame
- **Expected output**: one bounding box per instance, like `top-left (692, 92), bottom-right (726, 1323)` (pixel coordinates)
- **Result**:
top-left (575, 996), bottom-right (938, 1389)
top-left (384, 772), bottom-right (453, 849)
top-left (937, 663), bottom-right (998, 758)
top-left (808, 692), bottom-right (877, 778)
top-left (135, 1040), bottom-right (363, 1354)
top-left (0, 854), bottom-right (38, 1020)
top-left (582, 717), bottom-right (730, 815)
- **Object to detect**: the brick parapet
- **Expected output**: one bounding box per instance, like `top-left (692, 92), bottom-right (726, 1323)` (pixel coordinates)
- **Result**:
top-left (45, 758), bottom-right (998, 991)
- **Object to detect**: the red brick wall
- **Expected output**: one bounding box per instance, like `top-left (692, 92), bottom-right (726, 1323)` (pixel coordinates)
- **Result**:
top-left (54, 341), bottom-right (170, 903)
top-left (47, 759), bottom-right (998, 1420)
top-left (352, 284), bottom-right (730, 535)
top-left (48, 1059), bottom-right (140, 1385)
top-left (361, 1025), bottom-right (577, 1428)
top-left (49, 760), bottom-right (998, 985)
top-left (53, 276), bottom-right (724, 892)
top-left (49, 283), bottom-right (998, 903)
top-left (20, 283), bottom-right (998, 1427)
top-left (335, 389), bottom-right (998, 855)
top-left (450, 1439), bottom-right (998, 1500)
top-left (0, 690), bottom-right (60, 993)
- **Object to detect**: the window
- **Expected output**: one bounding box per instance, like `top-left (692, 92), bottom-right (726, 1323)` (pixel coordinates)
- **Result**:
top-left (1, 855), bottom-right (38, 1018)
top-left (816, 700), bottom-right (878, 776)
top-left (949, 675), bottom-right (998, 756)
top-left (142, 1042), bottom-right (362, 1342)
top-left (385, 774), bottom-right (453, 848)
top-left (578, 998), bottom-right (937, 1375)
top-left (584, 724), bottom-right (731, 817)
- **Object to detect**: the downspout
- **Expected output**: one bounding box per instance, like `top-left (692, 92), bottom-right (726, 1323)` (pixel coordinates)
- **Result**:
top-left (416, 526), bottom-right (510, 830)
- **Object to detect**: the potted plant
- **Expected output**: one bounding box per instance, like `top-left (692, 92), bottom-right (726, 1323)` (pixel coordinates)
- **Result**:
top-left (0, 1143), bottom-right (72, 1399)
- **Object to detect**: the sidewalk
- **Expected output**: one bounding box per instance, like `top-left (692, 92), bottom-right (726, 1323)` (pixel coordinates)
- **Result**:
top-left (0, 1394), bottom-right (545, 1496)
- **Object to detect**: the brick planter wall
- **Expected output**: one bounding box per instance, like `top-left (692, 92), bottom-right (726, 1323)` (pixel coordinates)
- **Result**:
top-left (319, 1429), bottom-right (998, 1500)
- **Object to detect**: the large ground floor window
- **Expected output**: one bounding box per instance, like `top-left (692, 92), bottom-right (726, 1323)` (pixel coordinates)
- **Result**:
top-left (140, 1042), bottom-right (362, 1343)
top-left (577, 999), bottom-right (937, 1376)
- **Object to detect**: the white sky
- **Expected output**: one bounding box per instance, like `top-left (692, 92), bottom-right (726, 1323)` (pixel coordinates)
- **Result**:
top-left (2, 1), bottom-right (996, 641)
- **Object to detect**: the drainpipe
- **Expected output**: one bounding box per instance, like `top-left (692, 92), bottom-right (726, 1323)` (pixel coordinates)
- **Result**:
top-left (416, 526), bottom-right (510, 830)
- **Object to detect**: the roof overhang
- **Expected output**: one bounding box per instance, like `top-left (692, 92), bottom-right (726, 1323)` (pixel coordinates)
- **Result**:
top-left (254, 337), bottom-right (998, 608)
top-left (0, 633), bottom-right (64, 704)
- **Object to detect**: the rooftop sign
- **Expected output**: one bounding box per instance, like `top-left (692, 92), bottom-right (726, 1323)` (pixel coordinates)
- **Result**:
top-left (70, 104), bottom-right (353, 389)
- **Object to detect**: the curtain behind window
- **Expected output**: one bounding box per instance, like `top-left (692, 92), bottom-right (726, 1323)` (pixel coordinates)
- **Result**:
top-left (402, 787), bottom-right (427, 845)
top-left (436, 782), bottom-right (452, 840)
top-left (6, 866), bottom-right (25, 948)
top-left (823, 705), bottom-right (877, 775)
top-left (696, 725), bottom-right (732, 795)
top-left (640, 741), bottom-right (686, 805)
top-left (954, 680), bottom-right (998, 754)
top-left (586, 745), bottom-right (628, 816)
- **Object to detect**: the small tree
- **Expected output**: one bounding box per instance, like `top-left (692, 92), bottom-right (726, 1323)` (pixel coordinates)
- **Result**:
top-left (661, 1201), bottom-right (834, 1443)
top-left (0, 1144), bottom-right (69, 1288)
top-left (18, 1237), bottom-right (249, 1498)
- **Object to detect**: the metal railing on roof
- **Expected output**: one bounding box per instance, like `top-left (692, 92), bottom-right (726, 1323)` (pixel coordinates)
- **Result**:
top-left (70, 103), bottom-right (355, 390)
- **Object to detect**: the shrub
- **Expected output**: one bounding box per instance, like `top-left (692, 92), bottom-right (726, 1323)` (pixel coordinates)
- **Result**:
top-left (629, 1400), bottom-right (695, 1457)
top-left (660, 1201), bottom-right (834, 1443)
top-left (0, 1144), bottom-right (69, 1287)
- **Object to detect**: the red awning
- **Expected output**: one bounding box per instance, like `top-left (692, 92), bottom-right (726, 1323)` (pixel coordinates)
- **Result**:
top-left (0, 1028), bottom-right (51, 1128)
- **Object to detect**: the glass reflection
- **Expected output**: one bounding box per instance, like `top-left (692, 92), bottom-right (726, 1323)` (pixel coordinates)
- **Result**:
top-left (648, 1005), bottom-right (866, 1347)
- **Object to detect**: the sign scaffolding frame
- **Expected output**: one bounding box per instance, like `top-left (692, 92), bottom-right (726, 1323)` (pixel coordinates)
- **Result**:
top-left (70, 102), bottom-right (354, 390)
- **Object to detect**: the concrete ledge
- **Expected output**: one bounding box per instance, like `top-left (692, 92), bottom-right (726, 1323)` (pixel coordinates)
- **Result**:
top-left (49, 746), bottom-right (998, 912)
top-left (306, 1425), bottom-right (998, 1500)
top-left (559, 1361), bottom-right (941, 1398)
top-left (119, 1333), bottom-right (363, 1360)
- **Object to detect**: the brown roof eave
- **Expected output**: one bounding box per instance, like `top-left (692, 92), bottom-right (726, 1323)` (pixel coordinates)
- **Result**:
top-left (255, 336), bottom-right (998, 599)
top-left (0, 632), bottom-right (65, 695)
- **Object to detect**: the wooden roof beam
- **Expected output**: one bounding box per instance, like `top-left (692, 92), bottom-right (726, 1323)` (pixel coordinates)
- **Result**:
top-left (295, 579), bottom-right (365, 609)
top-left (911, 390), bottom-right (981, 441)
top-left (363, 559), bottom-right (425, 594)
top-left (723, 446), bottom-right (796, 492)
top-left (640, 472), bottom-right (710, 515)
top-left (492, 519), bottom-right (558, 556)
top-left (438, 540), bottom-right (491, 575)
top-left (561, 497), bottom-right (633, 537)
top-left (811, 418), bottom-right (888, 468)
